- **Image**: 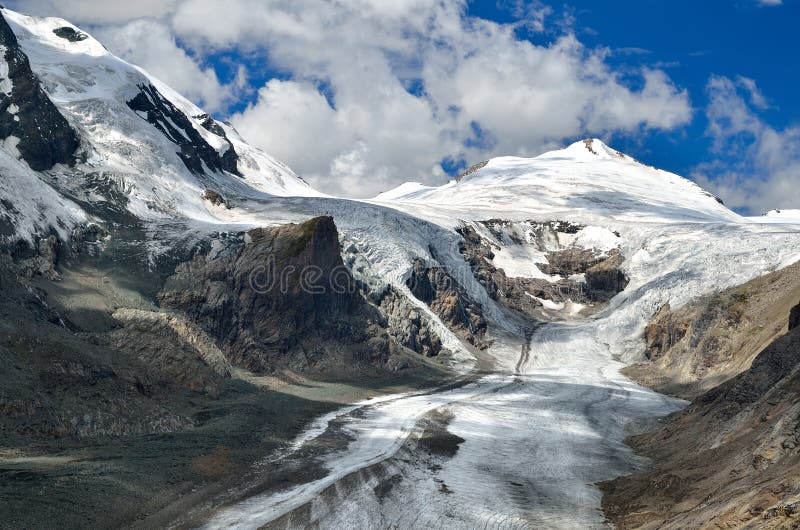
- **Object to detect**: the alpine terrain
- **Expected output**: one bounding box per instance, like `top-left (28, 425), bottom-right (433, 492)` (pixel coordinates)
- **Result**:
top-left (0, 7), bottom-right (799, 530)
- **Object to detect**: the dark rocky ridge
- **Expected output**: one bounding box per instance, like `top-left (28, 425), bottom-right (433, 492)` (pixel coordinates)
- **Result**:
top-left (127, 84), bottom-right (240, 177)
top-left (0, 13), bottom-right (79, 170)
top-left (159, 216), bottom-right (392, 373)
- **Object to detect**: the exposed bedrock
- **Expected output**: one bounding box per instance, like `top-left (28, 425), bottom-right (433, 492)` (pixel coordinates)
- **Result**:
top-left (127, 83), bottom-right (240, 177)
top-left (603, 260), bottom-right (800, 529)
top-left (456, 223), bottom-right (628, 319)
top-left (0, 12), bottom-right (80, 170)
top-left (406, 258), bottom-right (488, 349)
top-left (158, 216), bottom-right (392, 373)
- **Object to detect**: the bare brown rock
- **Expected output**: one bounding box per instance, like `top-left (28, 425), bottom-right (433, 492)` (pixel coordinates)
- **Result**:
top-left (602, 260), bottom-right (800, 530)
top-left (625, 260), bottom-right (800, 399)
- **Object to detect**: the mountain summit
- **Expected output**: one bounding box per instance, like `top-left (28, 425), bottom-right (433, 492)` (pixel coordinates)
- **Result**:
top-left (375, 138), bottom-right (733, 224)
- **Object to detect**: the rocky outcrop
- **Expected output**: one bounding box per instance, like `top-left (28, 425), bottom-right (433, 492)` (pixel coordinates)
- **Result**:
top-left (95, 309), bottom-right (232, 397)
top-left (456, 225), bottom-right (542, 317)
top-left (791, 302), bottom-right (800, 331)
top-left (128, 84), bottom-right (240, 176)
top-left (0, 13), bottom-right (79, 170)
top-left (52, 27), bottom-right (88, 42)
top-left (603, 262), bottom-right (800, 529)
top-left (341, 237), bottom-right (445, 359)
top-left (10, 234), bottom-right (61, 280)
top-left (584, 249), bottom-right (629, 300)
top-left (202, 189), bottom-right (227, 207)
top-left (159, 216), bottom-right (391, 373)
top-left (456, 224), bottom-right (628, 319)
top-left (406, 258), bottom-right (487, 348)
top-left (378, 287), bottom-right (442, 357)
top-left (626, 260), bottom-right (800, 399)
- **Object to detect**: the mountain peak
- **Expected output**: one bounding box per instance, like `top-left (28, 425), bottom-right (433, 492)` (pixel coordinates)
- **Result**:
top-left (540, 138), bottom-right (623, 161)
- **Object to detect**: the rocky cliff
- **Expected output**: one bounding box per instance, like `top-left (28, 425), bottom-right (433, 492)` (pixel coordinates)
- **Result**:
top-left (625, 260), bottom-right (800, 399)
top-left (602, 261), bottom-right (800, 529)
top-left (159, 216), bottom-right (393, 375)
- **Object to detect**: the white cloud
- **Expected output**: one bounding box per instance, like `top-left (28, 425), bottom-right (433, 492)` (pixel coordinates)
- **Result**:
top-left (202, 0), bottom-right (691, 196)
top-left (692, 75), bottom-right (800, 214)
top-left (6, 0), bottom-right (178, 24)
top-left (93, 20), bottom-right (237, 113)
top-left (757, 0), bottom-right (782, 6)
top-left (8, 0), bottom-right (694, 197)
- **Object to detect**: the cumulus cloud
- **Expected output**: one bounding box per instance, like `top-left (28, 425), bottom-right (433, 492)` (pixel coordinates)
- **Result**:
top-left (693, 75), bottom-right (800, 214)
top-left (190, 0), bottom-right (691, 196)
top-left (6, 0), bottom-right (178, 24)
top-left (9, 0), bottom-right (694, 197)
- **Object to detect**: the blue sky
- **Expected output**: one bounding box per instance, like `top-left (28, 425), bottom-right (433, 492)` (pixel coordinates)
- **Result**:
top-left (10, 0), bottom-right (800, 211)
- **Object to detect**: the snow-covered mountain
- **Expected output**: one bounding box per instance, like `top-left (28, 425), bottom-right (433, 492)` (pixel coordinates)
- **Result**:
top-left (0, 8), bottom-right (321, 243)
top-left (374, 138), bottom-right (735, 224)
top-left (2, 6), bottom-right (800, 529)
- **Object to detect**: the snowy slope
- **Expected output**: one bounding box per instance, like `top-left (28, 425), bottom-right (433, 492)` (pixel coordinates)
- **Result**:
top-left (0, 8), bottom-right (321, 241)
top-left (751, 209), bottom-right (800, 223)
top-left (374, 138), bottom-right (737, 225)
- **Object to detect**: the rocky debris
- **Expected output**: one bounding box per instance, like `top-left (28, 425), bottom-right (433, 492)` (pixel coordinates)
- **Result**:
top-left (52, 26), bottom-right (88, 42)
top-left (406, 258), bottom-right (488, 348)
top-left (95, 309), bottom-right (232, 397)
top-left (603, 265), bottom-right (800, 529)
top-left (202, 189), bottom-right (227, 207)
top-left (0, 13), bottom-right (80, 171)
top-left (11, 234), bottom-right (60, 280)
top-left (627, 260), bottom-right (800, 399)
top-left (159, 216), bottom-right (392, 373)
top-left (127, 83), bottom-right (240, 177)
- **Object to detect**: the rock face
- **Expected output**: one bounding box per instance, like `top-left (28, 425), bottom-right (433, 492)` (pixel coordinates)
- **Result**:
top-left (584, 249), bottom-right (628, 300)
top-left (159, 216), bottom-right (391, 373)
top-left (603, 262), bottom-right (800, 529)
top-left (379, 287), bottom-right (443, 357)
top-left (0, 13), bottom-right (79, 170)
top-left (127, 83), bottom-right (240, 176)
top-left (627, 260), bottom-right (800, 399)
top-left (790, 302), bottom-right (800, 331)
top-left (406, 258), bottom-right (487, 348)
top-left (456, 224), bottom-right (628, 319)
top-left (603, 325), bottom-right (800, 530)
